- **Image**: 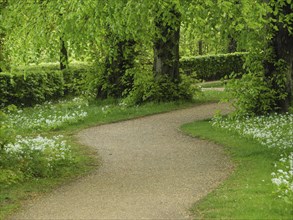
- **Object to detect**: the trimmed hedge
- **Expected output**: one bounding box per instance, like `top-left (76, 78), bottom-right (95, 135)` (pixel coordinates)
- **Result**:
top-left (0, 67), bottom-right (90, 107)
top-left (180, 52), bottom-right (247, 81)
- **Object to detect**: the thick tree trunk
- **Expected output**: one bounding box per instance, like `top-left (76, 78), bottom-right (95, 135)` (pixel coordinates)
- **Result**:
top-left (60, 37), bottom-right (68, 70)
top-left (264, 3), bottom-right (293, 112)
top-left (153, 4), bottom-right (181, 82)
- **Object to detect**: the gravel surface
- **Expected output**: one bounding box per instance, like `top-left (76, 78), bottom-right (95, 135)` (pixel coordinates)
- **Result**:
top-left (11, 102), bottom-right (233, 220)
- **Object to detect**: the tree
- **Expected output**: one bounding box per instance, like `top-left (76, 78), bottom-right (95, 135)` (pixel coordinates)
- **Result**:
top-left (264, 0), bottom-right (293, 112)
top-left (153, 1), bottom-right (181, 83)
top-left (4, 0), bottom-right (72, 69)
top-left (226, 0), bottom-right (292, 115)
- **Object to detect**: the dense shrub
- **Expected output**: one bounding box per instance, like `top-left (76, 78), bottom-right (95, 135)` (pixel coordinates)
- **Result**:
top-left (0, 67), bottom-right (90, 107)
top-left (180, 52), bottom-right (247, 81)
top-left (226, 70), bottom-right (288, 116)
top-left (122, 65), bottom-right (201, 105)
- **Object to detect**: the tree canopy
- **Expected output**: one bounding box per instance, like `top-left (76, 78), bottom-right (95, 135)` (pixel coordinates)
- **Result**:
top-left (0, 0), bottom-right (292, 113)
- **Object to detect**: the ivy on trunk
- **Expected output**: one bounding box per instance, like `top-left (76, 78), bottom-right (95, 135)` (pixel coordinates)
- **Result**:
top-left (264, 1), bottom-right (293, 112)
top-left (98, 38), bottom-right (136, 99)
top-left (153, 2), bottom-right (181, 83)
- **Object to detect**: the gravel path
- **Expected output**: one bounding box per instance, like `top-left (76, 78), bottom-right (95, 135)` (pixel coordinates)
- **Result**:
top-left (11, 103), bottom-right (233, 220)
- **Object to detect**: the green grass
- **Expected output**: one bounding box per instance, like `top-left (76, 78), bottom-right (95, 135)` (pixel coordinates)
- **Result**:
top-left (1, 90), bottom-right (226, 219)
top-left (181, 121), bottom-right (293, 219)
top-left (198, 80), bottom-right (227, 88)
top-left (197, 90), bottom-right (229, 103)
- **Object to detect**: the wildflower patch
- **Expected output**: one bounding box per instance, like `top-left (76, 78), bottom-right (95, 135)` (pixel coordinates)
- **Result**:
top-left (5, 97), bottom-right (89, 131)
top-left (211, 113), bottom-right (293, 204)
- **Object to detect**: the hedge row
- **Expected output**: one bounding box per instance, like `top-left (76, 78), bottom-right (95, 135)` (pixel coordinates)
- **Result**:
top-left (0, 68), bottom-right (90, 107)
top-left (180, 52), bottom-right (247, 81)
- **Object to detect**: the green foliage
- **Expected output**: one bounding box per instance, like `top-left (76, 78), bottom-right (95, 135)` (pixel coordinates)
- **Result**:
top-left (178, 72), bottom-right (201, 100)
top-left (0, 169), bottom-right (24, 186)
top-left (151, 75), bottom-right (182, 102)
top-left (227, 0), bottom-right (293, 115)
top-left (122, 65), bottom-right (201, 105)
top-left (62, 67), bottom-right (91, 96)
top-left (226, 72), bottom-right (281, 116)
top-left (0, 71), bottom-right (64, 107)
top-left (268, 0), bottom-right (293, 35)
top-left (122, 65), bottom-right (155, 105)
top-left (180, 52), bottom-right (247, 81)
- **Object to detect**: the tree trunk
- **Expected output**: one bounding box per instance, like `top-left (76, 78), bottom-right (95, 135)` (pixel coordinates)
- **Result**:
top-left (264, 2), bottom-right (293, 112)
top-left (153, 3), bottom-right (181, 82)
top-left (228, 35), bottom-right (237, 53)
top-left (60, 37), bottom-right (68, 70)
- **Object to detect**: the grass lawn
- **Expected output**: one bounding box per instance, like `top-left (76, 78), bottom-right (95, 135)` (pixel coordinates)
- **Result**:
top-left (181, 120), bottom-right (293, 219)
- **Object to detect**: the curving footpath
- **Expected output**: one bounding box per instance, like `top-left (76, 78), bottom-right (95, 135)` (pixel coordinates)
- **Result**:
top-left (11, 103), bottom-right (233, 220)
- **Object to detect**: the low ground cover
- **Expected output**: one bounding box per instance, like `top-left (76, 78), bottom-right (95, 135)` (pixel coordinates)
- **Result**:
top-left (181, 112), bottom-right (293, 219)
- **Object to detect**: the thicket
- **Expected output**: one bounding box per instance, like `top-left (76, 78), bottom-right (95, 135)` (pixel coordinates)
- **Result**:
top-left (180, 52), bottom-right (247, 81)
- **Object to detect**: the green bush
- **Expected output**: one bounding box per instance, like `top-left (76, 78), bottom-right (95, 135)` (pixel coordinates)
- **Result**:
top-left (0, 67), bottom-right (90, 107)
top-left (122, 65), bottom-right (201, 105)
top-left (180, 52), bottom-right (247, 81)
top-left (226, 71), bottom-right (288, 116)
